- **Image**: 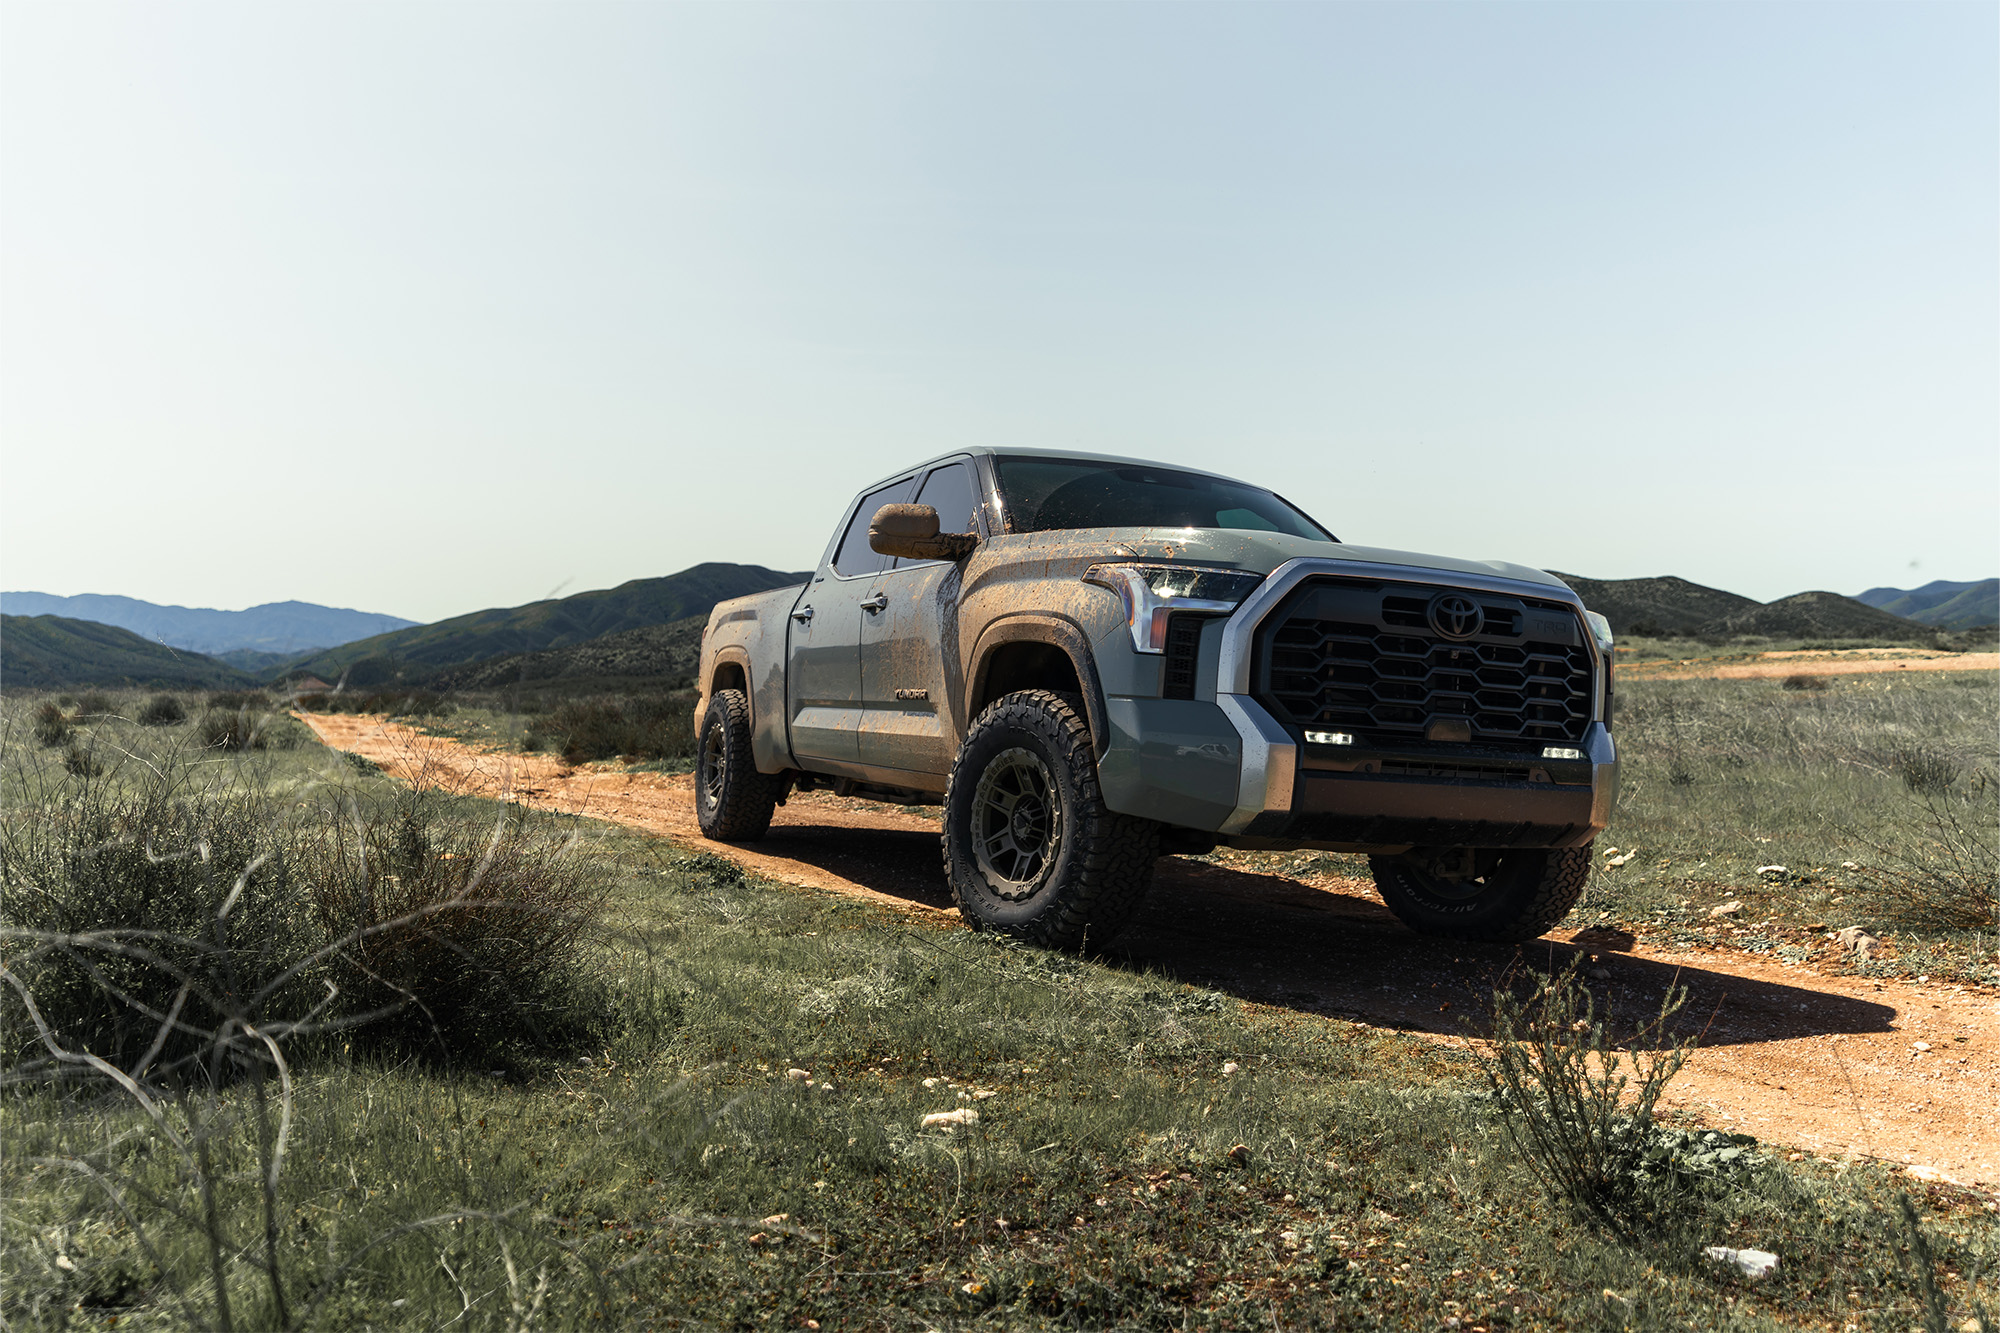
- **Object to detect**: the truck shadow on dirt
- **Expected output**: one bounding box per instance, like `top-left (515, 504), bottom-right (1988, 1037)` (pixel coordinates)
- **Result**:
top-left (743, 818), bottom-right (1897, 1048)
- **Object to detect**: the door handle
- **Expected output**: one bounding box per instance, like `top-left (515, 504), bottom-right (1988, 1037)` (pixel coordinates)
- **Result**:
top-left (860, 594), bottom-right (888, 614)
top-left (790, 606), bottom-right (814, 624)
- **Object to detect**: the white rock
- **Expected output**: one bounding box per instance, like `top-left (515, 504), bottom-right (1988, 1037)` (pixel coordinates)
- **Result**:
top-left (785, 1068), bottom-right (810, 1081)
top-left (921, 1108), bottom-right (979, 1130)
top-left (1912, 1041), bottom-right (1931, 1052)
top-left (1834, 927), bottom-right (1882, 960)
top-left (1841, 861), bottom-right (1860, 870)
top-left (922, 1077), bottom-right (941, 1088)
top-left (1709, 901), bottom-right (1744, 919)
top-left (1703, 1246), bottom-right (1778, 1280)
top-left (1221, 1061), bottom-right (1240, 1076)
top-left (1906, 1164), bottom-right (1946, 1182)
top-left (1756, 865), bottom-right (1788, 876)
top-left (1605, 853), bottom-right (1636, 868)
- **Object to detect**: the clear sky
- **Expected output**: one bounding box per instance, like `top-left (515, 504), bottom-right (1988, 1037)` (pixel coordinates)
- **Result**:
top-left (3, 1), bottom-right (1993, 624)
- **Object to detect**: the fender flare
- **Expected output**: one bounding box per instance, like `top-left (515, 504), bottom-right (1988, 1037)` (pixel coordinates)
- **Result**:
top-left (706, 646), bottom-right (754, 708)
top-left (966, 614), bottom-right (1111, 760)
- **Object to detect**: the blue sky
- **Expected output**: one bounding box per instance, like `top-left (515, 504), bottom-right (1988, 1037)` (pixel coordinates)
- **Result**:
top-left (3, 1), bottom-right (1993, 623)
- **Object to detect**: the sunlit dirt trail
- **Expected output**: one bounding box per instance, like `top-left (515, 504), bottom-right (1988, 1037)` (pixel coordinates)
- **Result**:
top-left (298, 711), bottom-right (2000, 1193)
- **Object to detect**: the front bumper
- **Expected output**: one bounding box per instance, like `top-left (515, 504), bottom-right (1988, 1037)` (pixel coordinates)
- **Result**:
top-left (1209, 555), bottom-right (1620, 850)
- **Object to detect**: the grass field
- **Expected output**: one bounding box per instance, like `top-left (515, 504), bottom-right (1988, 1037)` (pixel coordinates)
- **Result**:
top-left (5, 691), bottom-right (1998, 1330)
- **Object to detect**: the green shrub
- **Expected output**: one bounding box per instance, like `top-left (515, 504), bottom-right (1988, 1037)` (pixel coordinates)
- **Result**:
top-left (2, 771), bottom-right (608, 1075)
top-left (60, 743), bottom-right (101, 779)
top-left (31, 702), bottom-right (69, 748)
top-left (1475, 964), bottom-right (1699, 1238)
top-left (136, 694), bottom-right (187, 727)
top-left (525, 695), bottom-right (695, 764)
top-left (197, 710), bottom-right (265, 751)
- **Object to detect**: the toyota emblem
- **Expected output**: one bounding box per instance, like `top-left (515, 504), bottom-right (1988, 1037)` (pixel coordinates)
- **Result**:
top-left (1428, 593), bottom-right (1482, 640)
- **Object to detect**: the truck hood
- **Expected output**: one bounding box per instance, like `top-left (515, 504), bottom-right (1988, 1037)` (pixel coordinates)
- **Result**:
top-left (1089, 528), bottom-right (1574, 594)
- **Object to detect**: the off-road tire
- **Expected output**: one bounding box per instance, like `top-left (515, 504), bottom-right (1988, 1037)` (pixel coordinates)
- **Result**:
top-left (942, 689), bottom-right (1158, 950)
top-left (695, 689), bottom-right (785, 842)
top-left (1368, 845), bottom-right (1593, 942)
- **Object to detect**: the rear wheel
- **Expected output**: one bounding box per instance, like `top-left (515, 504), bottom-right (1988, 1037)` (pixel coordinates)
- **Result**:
top-left (943, 689), bottom-right (1157, 950)
top-left (695, 688), bottom-right (785, 841)
top-left (1369, 845), bottom-right (1592, 942)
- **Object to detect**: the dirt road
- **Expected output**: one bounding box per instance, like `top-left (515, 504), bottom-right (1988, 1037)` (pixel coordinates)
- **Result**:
top-left (299, 712), bottom-right (1999, 1192)
top-left (1620, 649), bottom-right (1999, 681)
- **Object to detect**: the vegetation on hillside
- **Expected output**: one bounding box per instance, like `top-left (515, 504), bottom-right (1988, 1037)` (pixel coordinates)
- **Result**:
top-left (288, 562), bottom-right (809, 686)
top-left (0, 615), bottom-right (254, 691)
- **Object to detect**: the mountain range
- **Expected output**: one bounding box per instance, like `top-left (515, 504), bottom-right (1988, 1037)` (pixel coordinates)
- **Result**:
top-left (285, 563), bottom-right (811, 687)
top-left (6, 564), bottom-right (1987, 695)
top-left (1853, 579), bottom-right (1999, 630)
top-left (1546, 574), bottom-right (1938, 640)
top-left (0, 592), bottom-right (418, 657)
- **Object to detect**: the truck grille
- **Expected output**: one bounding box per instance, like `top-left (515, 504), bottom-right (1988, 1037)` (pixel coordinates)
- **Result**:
top-left (1255, 580), bottom-right (1594, 746)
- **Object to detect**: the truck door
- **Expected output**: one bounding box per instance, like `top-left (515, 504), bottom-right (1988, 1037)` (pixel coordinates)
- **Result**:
top-left (858, 460), bottom-right (983, 775)
top-left (788, 476), bottom-right (917, 767)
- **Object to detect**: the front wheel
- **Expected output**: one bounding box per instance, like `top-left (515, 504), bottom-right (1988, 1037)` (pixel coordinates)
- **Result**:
top-left (1369, 845), bottom-right (1592, 942)
top-left (695, 689), bottom-right (785, 841)
top-left (942, 689), bottom-right (1157, 950)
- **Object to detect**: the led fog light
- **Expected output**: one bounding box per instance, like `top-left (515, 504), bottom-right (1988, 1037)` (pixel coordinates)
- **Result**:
top-left (1305, 731), bottom-right (1356, 746)
top-left (1541, 745), bottom-right (1585, 760)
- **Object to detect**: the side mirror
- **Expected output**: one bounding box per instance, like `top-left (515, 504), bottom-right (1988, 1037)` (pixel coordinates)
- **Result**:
top-left (868, 504), bottom-right (979, 561)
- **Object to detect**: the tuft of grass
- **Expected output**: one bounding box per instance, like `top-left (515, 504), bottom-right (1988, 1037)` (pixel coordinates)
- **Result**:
top-left (137, 694), bottom-right (188, 727)
top-left (1781, 673), bottom-right (1831, 691)
top-left (31, 702), bottom-right (70, 748)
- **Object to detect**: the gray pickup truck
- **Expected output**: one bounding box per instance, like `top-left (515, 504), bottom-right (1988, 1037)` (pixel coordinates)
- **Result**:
top-left (695, 449), bottom-right (1618, 949)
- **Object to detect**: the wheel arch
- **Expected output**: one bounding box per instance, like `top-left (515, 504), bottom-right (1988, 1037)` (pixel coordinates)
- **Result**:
top-left (966, 616), bottom-right (1110, 760)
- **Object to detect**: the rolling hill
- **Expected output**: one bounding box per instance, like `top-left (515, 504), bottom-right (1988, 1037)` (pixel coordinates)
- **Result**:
top-left (1550, 573), bottom-right (1928, 640)
top-left (0, 592), bottom-right (418, 656)
top-left (1, 615), bottom-right (255, 691)
top-left (1854, 579), bottom-right (1998, 630)
top-left (291, 563), bottom-right (809, 687)
top-left (432, 616), bottom-right (709, 692)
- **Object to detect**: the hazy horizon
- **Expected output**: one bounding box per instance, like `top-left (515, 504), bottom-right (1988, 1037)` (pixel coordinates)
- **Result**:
top-left (4, 2), bottom-right (1994, 624)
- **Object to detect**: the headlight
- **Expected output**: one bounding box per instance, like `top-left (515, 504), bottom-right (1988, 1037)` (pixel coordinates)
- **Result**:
top-left (1082, 563), bottom-right (1265, 653)
top-left (1583, 610), bottom-right (1613, 653)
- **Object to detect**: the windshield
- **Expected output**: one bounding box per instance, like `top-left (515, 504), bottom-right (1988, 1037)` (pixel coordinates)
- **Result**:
top-left (993, 456), bottom-right (1334, 540)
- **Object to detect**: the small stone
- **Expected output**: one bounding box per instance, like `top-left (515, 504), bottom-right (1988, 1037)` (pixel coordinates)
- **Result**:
top-left (1913, 1041), bottom-right (1931, 1052)
top-left (921, 1108), bottom-right (979, 1130)
top-left (922, 1077), bottom-right (941, 1088)
top-left (785, 1068), bottom-right (810, 1081)
top-left (747, 1232), bottom-right (766, 1246)
top-left (54, 1255), bottom-right (74, 1273)
top-left (1841, 861), bottom-right (1859, 870)
top-left (1605, 851), bottom-right (1636, 867)
top-left (1221, 1061), bottom-right (1240, 1076)
top-left (1226, 1143), bottom-right (1251, 1164)
top-left (1588, 967), bottom-right (1611, 980)
top-left (1756, 865), bottom-right (1787, 876)
top-left (760, 1213), bottom-right (790, 1226)
top-left (1833, 927), bottom-right (1881, 960)
top-left (1709, 901), bottom-right (1744, 918)
top-left (1703, 1246), bottom-right (1778, 1280)
top-left (1906, 1164), bottom-right (1946, 1182)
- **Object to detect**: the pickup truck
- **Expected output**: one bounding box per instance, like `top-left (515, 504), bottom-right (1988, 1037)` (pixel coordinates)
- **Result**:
top-left (695, 449), bottom-right (1618, 950)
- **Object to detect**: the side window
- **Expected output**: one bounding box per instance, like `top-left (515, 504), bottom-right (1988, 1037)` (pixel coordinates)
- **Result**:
top-left (831, 477), bottom-right (916, 578)
top-left (893, 463), bottom-right (982, 568)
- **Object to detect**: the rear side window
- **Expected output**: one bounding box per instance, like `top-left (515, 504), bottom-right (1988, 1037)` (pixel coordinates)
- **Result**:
top-left (993, 456), bottom-right (1331, 540)
top-left (893, 462), bottom-right (983, 568)
top-left (831, 477), bottom-right (917, 578)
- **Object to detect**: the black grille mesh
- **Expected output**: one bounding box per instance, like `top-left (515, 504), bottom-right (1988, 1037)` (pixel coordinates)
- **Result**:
top-left (1257, 582), bottom-right (1593, 746)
